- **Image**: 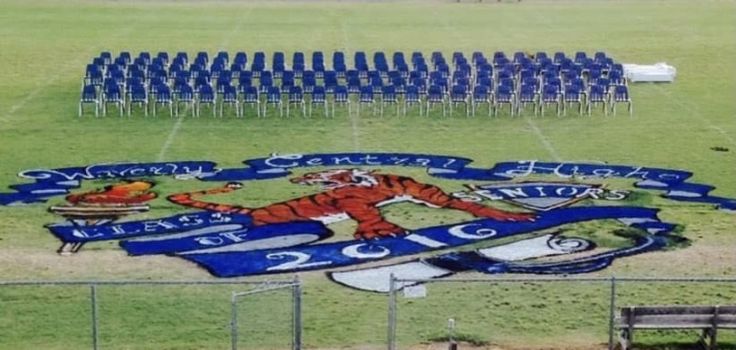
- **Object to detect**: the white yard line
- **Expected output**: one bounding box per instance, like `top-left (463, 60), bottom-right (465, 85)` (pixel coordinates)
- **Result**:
top-left (525, 117), bottom-right (562, 162)
top-left (0, 79), bottom-right (55, 122)
top-left (338, 13), bottom-right (360, 151)
top-left (653, 84), bottom-right (736, 147)
top-left (156, 116), bottom-right (184, 161)
top-left (156, 12), bottom-right (250, 161)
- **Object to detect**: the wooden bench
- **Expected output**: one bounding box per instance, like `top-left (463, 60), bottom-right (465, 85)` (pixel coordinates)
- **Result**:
top-left (615, 305), bottom-right (736, 350)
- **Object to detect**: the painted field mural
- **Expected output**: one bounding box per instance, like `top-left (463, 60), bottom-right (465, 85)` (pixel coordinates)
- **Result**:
top-left (1, 153), bottom-right (734, 292)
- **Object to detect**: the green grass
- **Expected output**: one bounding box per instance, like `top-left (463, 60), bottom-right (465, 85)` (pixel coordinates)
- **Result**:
top-left (0, 0), bottom-right (735, 349)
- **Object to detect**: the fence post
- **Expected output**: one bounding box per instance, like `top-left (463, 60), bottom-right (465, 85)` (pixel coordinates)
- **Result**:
top-left (292, 275), bottom-right (302, 350)
top-left (387, 274), bottom-right (397, 350)
top-left (608, 275), bottom-right (616, 350)
top-left (231, 291), bottom-right (238, 350)
top-left (90, 284), bottom-right (99, 350)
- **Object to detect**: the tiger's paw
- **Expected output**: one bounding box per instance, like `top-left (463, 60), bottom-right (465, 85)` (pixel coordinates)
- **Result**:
top-left (354, 223), bottom-right (406, 240)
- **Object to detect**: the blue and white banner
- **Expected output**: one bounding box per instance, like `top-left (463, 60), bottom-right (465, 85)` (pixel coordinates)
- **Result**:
top-left (180, 206), bottom-right (669, 277)
top-left (0, 152), bottom-right (731, 289)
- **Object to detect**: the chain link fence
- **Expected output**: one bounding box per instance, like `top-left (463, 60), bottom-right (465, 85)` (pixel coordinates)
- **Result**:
top-left (387, 276), bottom-right (736, 350)
top-left (0, 279), bottom-right (299, 350)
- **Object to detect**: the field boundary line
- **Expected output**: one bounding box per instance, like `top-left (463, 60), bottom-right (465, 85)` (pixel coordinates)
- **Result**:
top-left (525, 117), bottom-right (562, 161)
top-left (337, 10), bottom-right (360, 151)
top-left (156, 11), bottom-right (252, 162)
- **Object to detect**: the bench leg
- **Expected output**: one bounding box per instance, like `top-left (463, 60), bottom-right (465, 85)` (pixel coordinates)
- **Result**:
top-left (618, 329), bottom-right (630, 350)
top-left (704, 327), bottom-right (717, 350)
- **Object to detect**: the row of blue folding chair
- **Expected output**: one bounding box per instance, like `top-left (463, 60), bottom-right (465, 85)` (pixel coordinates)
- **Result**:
top-left (90, 51), bottom-right (621, 80)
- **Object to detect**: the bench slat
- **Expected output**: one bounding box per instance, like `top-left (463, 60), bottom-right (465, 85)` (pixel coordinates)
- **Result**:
top-left (615, 305), bottom-right (736, 330)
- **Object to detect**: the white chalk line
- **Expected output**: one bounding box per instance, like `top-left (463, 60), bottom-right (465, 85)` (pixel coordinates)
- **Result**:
top-left (0, 79), bottom-right (56, 123)
top-left (337, 11), bottom-right (359, 151)
top-left (156, 117), bottom-right (184, 162)
top-left (525, 118), bottom-right (562, 162)
top-left (156, 12), bottom-right (250, 161)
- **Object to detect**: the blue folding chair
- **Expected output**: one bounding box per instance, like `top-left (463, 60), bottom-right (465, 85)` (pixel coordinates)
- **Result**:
top-left (540, 84), bottom-right (561, 116)
top-left (587, 85), bottom-right (607, 116)
top-left (426, 84), bottom-right (446, 117)
top-left (127, 83), bottom-right (148, 117)
top-left (563, 85), bottom-right (584, 116)
top-left (380, 85), bottom-right (399, 117)
top-left (332, 85), bottom-right (350, 117)
top-left (220, 84), bottom-right (240, 117)
top-left (309, 86), bottom-right (328, 117)
top-left (196, 84), bottom-right (216, 117)
top-left (471, 85), bottom-right (491, 117)
top-left (404, 85), bottom-right (422, 116)
top-left (240, 85), bottom-right (260, 118)
top-left (174, 84), bottom-right (195, 117)
top-left (287, 86), bottom-right (305, 118)
top-left (152, 84), bottom-right (173, 117)
top-left (264, 86), bottom-right (283, 117)
top-left (493, 85), bottom-right (515, 117)
top-left (516, 84), bottom-right (538, 116)
top-left (611, 85), bottom-right (632, 116)
top-left (102, 83), bottom-right (124, 117)
top-left (79, 84), bottom-right (100, 117)
top-left (449, 84), bottom-right (469, 117)
top-left (357, 86), bottom-right (376, 116)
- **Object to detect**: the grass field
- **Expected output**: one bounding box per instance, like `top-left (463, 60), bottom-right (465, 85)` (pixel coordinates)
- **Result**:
top-left (0, 0), bottom-right (735, 349)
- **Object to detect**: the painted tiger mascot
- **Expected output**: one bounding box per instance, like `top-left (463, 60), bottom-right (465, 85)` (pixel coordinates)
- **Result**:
top-left (167, 169), bottom-right (534, 240)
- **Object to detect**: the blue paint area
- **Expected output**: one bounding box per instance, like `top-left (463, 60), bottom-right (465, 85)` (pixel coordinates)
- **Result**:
top-left (120, 221), bottom-right (330, 255)
top-left (0, 161), bottom-right (218, 205)
top-left (46, 212), bottom-right (253, 243)
top-left (2, 154), bottom-right (733, 210)
top-left (180, 206), bottom-right (669, 277)
top-left (0, 152), bottom-right (731, 284)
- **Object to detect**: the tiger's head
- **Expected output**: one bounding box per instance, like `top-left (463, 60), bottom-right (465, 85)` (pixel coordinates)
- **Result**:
top-left (290, 169), bottom-right (378, 190)
top-left (66, 180), bottom-right (157, 205)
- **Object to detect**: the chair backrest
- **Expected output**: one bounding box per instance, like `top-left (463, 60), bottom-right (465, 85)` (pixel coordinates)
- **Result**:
top-left (427, 85), bottom-right (443, 101)
top-left (178, 84), bottom-right (194, 100)
top-left (289, 86), bottom-right (303, 100)
top-left (405, 85), bottom-right (420, 101)
top-left (496, 85), bottom-right (512, 98)
top-left (359, 86), bottom-right (373, 101)
top-left (130, 84), bottom-right (147, 100)
top-left (243, 86), bottom-right (258, 101)
top-left (198, 84), bottom-right (215, 101)
top-left (156, 84), bottom-right (171, 101)
top-left (614, 85), bottom-right (629, 99)
top-left (472, 85), bottom-right (488, 99)
top-left (312, 86), bottom-right (326, 101)
top-left (333, 85), bottom-right (349, 102)
top-left (589, 85), bottom-right (605, 101)
top-left (267, 86), bottom-right (281, 102)
top-left (382, 85), bottom-right (396, 100)
top-left (82, 84), bottom-right (98, 100)
top-left (223, 85), bottom-right (237, 100)
top-left (451, 84), bottom-right (467, 98)
top-left (519, 84), bottom-right (536, 100)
